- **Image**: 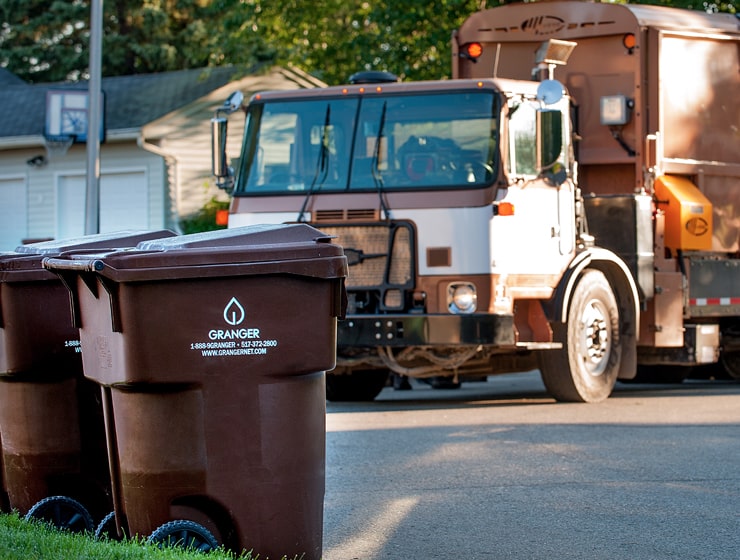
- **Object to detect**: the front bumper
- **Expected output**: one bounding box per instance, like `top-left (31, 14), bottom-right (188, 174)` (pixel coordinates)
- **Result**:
top-left (338, 313), bottom-right (515, 348)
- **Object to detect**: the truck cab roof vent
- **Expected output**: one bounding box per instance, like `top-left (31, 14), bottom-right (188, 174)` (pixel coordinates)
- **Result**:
top-left (348, 71), bottom-right (399, 84)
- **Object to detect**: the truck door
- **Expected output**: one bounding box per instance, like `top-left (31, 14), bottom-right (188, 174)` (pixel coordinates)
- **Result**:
top-left (491, 97), bottom-right (575, 280)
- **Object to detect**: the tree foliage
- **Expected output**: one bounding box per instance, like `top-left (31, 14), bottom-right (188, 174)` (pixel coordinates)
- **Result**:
top-left (0, 0), bottom-right (736, 84)
top-left (102, 0), bottom-right (212, 76)
top-left (0, 0), bottom-right (89, 82)
top-left (210, 0), bottom-right (488, 84)
top-left (0, 0), bottom-right (214, 82)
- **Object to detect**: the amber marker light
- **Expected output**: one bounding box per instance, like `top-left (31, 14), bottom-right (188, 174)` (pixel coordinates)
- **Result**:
top-left (623, 33), bottom-right (636, 51)
top-left (215, 209), bottom-right (229, 226)
top-left (465, 42), bottom-right (483, 60)
top-left (495, 202), bottom-right (515, 216)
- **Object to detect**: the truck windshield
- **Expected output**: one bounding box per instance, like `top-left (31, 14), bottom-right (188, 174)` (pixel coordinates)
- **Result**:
top-left (234, 90), bottom-right (499, 194)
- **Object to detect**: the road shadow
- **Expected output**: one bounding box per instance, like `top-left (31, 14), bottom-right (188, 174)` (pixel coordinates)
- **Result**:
top-left (327, 371), bottom-right (740, 413)
top-left (328, 371), bottom-right (553, 413)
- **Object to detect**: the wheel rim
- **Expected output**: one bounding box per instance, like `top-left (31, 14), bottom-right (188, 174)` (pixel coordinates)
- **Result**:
top-left (48, 503), bottom-right (83, 530)
top-left (578, 297), bottom-right (612, 377)
top-left (149, 520), bottom-right (219, 552)
top-left (162, 529), bottom-right (213, 551)
top-left (25, 496), bottom-right (94, 533)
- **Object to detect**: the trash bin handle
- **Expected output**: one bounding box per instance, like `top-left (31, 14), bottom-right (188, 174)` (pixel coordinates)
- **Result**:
top-left (334, 278), bottom-right (348, 320)
top-left (43, 262), bottom-right (123, 332)
top-left (48, 269), bottom-right (84, 329)
top-left (42, 256), bottom-right (105, 272)
top-left (42, 257), bottom-right (108, 328)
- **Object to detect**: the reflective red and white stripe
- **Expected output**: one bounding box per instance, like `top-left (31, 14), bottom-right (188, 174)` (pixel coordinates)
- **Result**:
top-left (690, 297), bottom-right (740, 306)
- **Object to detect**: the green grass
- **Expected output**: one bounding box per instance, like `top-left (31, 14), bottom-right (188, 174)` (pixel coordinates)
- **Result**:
top-left (0, 512), bottom-right (267, 560)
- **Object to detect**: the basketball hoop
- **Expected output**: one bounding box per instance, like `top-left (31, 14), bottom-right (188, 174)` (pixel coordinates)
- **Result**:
top-left (43, 134), bottom-right (74, 160)
top-left (44, 89), bottom-right (105, 158)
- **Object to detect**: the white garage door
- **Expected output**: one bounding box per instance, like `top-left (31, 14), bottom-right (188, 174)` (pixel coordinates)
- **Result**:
top-left (0, 177), bottom-right (27, 251)
top-left (57, 171), bottom-right (149, 239)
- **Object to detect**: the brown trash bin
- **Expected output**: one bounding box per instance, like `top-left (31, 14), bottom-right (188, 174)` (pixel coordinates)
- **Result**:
top-left (0, 231), bottom-right (175, 529)
top-left (44, 224), bottom-right (347, 559)
top-left (0, 256), bottom-right (8, 513)
top-left (0, 433), bottom-right (8, 512)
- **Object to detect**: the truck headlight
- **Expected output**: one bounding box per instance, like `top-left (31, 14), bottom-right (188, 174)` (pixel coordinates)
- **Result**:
top-left (447, 283), bottom-right (477, 314)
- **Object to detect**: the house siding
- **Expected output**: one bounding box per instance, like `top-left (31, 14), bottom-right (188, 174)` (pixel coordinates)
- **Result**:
top-left (0, 174), bottom-right (28, 249)
top-left (0, 143), bottom-right (168, 249)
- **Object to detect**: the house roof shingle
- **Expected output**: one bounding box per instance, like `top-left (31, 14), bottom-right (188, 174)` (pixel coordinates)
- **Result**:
top-left (0, 68), bottom-right (26, 86)
top-left (0, 66), bottom-right (243, 140)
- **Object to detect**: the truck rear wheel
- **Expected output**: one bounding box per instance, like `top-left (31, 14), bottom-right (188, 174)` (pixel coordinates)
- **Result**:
top-left (720, 352), bottom-right (740, 380)
top-left (539, 269), bottom-right (621, 403)
top-left (326, 369), bottom-right (389, 401)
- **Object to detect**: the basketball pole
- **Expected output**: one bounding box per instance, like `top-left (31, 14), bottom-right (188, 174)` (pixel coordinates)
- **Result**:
top-left (85, 0), bottom-right (103, 235)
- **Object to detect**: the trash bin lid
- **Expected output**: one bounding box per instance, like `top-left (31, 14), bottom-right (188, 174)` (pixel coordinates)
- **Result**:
top-left (13, 230), bottom-right (177, 256)
top-left (136, 223), bottom-right (333, 251)
top-left (43, 224), bottom-right (347, 282)
top-left (1, 230), bottom-right (176, 283)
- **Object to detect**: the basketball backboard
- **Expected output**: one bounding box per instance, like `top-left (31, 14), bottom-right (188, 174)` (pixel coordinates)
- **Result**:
top-left (45, 89), bottom-right (105, 143)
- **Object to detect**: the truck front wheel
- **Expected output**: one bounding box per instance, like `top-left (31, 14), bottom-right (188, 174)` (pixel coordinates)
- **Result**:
top-left (539, 269), bottom-right (621, 403)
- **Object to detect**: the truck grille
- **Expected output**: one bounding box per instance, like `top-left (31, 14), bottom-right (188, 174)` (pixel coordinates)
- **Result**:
top-left (315, 222), bottom-right (415, 290)
top-left (314, 208), bottom-right (379, 222)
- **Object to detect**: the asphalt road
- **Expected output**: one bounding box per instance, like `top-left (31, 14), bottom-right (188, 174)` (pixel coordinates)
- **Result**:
top-left (323, 371), bottom-right (740, 560)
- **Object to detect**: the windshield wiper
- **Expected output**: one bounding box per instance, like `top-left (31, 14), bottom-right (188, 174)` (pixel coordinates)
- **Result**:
top-left (297, 104), bottom-right (331, 222)
top-left (371, 101), bottom-right (392, 221)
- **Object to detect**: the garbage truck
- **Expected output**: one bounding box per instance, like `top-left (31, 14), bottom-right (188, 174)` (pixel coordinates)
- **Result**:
top-left (212, 1), bottom-right (739, 402)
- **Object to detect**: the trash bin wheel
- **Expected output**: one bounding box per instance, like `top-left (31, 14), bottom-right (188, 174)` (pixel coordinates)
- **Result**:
top-left (148, 519), bottom-right (220, 552)
top-left (24, 495), bottom-right (95, 533)
top-left (95, 510), bottom-right (126, 541)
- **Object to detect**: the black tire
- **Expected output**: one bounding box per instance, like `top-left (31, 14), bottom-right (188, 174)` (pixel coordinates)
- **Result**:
top-left (539, 269), bottom-right (621, 403)
top-left (95, 510), bottom-right (126, 541)
top-left (24, 495), bottom-right (95, 533)
top-left (720, 352), bottom-right (740, 380)
top-left (148, 519), bottom-right (219, 552)
top-left (326, 369), bottom-right (389, 401)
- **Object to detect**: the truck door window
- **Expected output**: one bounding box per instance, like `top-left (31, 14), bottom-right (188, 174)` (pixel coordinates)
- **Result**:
top-left (508, 101), bottom-right (538, 178)
top-left (508, 97), bottom-right (570, 180)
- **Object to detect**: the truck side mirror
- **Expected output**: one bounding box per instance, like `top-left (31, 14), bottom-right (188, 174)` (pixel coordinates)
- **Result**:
top-left (210, 91), bottom-right (244, 192)
top-left (211, 116), bottom-right (234, 191)
top-left (536, 109), bottom-right (564, 180)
